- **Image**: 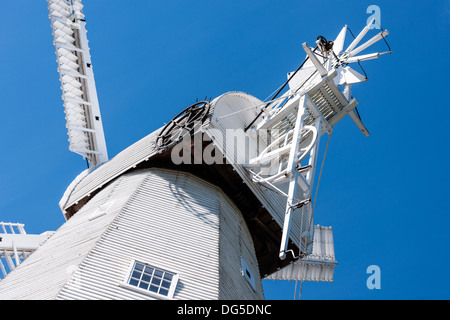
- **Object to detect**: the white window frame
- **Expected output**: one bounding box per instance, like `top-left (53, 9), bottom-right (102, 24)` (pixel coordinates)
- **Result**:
top-left (121, 260), bottom-right (179, 299)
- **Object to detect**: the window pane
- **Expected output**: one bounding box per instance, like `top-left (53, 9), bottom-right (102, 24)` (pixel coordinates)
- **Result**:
top-left (139, 281), bottom-right (149, 290)
top-left (141, 274), bottom-right (151, 283)
top-left (151, 277), bottom-right (161, 286)
top-left (134, 263), bottom-right (144, 271)
top-left (149, 285), bottom-right (159, 293)
top-left (131, 271), bottom-right (141, 279)
top-left (163, 273), bottom-right (173, 281)
top-left (144, 267), bottom-right (154, 275)
top-left (159, 288), bottom-right (169, 296)
top-left (154, 270), bottom-right (163, 278)
top-left (161, 280), bottom-right (170, 289)
top-left (129, 278), bottom-right (139, 286)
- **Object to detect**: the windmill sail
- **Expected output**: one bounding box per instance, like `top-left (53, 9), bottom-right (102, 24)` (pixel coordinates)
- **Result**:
top-left (47, 0), bottom-right (108, 166)
top-left (0, 0), bottom-right (392, 298)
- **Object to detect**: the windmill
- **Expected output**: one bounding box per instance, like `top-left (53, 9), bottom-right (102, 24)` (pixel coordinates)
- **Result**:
top-left (0, 0), bottom-right (391, 300)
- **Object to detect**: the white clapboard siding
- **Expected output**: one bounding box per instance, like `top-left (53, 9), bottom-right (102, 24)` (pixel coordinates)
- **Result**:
top-left (0, 171), bottom-right (148, 300)
top-left (59, 169), bottom-right (263, 299)
top-left (0, 169), bottom-right (263, 299)
top-left (218, 195), bottom-right (263, 299)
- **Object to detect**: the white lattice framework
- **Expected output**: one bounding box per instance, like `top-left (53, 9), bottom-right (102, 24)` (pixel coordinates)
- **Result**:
top-left (47, 0), bottom-right (108, 166)
top-left (0, 222), bottom-right (53, 280)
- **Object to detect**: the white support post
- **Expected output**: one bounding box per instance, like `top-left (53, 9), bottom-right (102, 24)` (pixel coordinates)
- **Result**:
top-left (279, 96), bottom-right (306, 260)
top-left (342, 84), bottom-right (370, 136)
top-left (0, 259), bottom-right (7, 278)
top-left (12, 242), bottom-right (20, 266)
top-left (304, 117), bottom-right (324, 251)
top-left (17, 224), bottom-right (26, 235)
top-left (4, 253), bottom-right (15, 272)
top-left (302, 43), bottom-right (327, 77)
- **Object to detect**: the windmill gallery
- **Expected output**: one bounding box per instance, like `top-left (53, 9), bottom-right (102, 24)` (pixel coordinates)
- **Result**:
top-left (177, 303), bottom-right (272, 316)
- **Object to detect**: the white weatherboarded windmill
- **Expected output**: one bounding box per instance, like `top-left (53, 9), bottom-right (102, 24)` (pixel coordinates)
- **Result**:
top-left (0, 0), bottom-right (391, 299)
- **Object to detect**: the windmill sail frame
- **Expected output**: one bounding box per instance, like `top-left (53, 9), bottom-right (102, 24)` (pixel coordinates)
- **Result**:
top-left (47, 0), bottom-right (108, 166)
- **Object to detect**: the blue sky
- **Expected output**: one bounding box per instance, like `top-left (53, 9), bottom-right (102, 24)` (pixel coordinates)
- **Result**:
top-left (1, 0), bottom-right (449, 300)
